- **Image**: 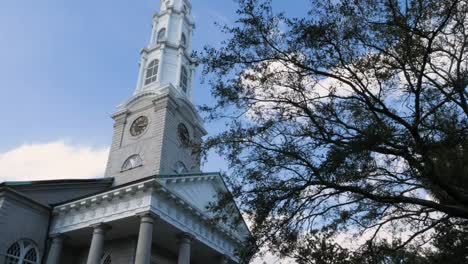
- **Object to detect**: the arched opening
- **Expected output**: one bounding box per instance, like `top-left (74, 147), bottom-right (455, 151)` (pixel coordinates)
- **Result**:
top-left (157, 28), bottom-right (166, 42)
top-left (181, 33), bottom-right (187, 47)
top-left (122, 154), bottom-right (143, 171)
top-left (180, 66), bottom-right (188, 93)
top-left (145, 60), bottom-right (159, 85)
top-left (4, 240), bottom-right (40, 264)
top-left (174, 161), bottom-right (188, 174)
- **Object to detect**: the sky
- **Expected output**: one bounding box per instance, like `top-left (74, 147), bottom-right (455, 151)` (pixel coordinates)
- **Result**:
top-left (0, 0), bottom-right (309, 178)
top-left (0, 0), bottom-right (309, 262)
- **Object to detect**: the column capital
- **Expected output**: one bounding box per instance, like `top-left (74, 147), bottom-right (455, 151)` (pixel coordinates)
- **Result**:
top-left (136, 211), bottom-right (160, 223)
top-left (89, 223), bottom-right (112, 234)
top-left (177, 232), bottom-right (195, 245)
top-left (49, 234), bottom-right (68, 242)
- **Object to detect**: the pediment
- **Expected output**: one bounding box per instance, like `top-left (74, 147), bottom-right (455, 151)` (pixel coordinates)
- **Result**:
top-left (159, 173), bottom-right (223, 214)
top-left (158, 173), bottom-right (251, 238)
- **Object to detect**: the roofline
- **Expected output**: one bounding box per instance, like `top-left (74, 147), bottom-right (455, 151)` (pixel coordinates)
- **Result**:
top-left (157, 172), bottom-right (220, 178)
top-left (51, 172), bottom-right (221, 206)
top-left (0, 177), bottom-right (114, 187)
top-left (52, 175), bottom-right (155, 206)
top-left (0, 186), bottom-right (51, 210)
top-left (216, 172), bottom-right (253, 238)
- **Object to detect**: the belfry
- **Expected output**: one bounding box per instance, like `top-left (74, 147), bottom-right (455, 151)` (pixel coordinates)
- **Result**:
top-left (105, 0), bottom-right (206, 186)
top-left (0, 1), bottom-right (251, 263)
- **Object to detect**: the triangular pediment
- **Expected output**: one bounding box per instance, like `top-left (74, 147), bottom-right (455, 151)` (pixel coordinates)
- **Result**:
top-left (157, 173), bottom-right (251, 238)
top-left (158, 173), bottom-right (225, 214)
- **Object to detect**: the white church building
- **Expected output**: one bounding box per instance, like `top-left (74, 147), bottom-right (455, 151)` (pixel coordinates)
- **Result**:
top-left (0, 0), bottom-right (251, 263)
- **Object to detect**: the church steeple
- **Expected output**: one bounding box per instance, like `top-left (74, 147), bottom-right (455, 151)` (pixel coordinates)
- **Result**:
top-left (134, 0), bottom-right (195, 100)
top-left (105, 0), bottom-right (206, 186)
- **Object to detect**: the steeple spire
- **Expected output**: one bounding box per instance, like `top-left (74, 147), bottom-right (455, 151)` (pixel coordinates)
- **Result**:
top-left (134, 0), bottom-right (195, 100)
top-left (105, 0), bottom-right (206, 186)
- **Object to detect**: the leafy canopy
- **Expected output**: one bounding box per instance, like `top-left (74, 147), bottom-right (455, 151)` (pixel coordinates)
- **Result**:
top-left (200, 0), bottom-right (468, 262)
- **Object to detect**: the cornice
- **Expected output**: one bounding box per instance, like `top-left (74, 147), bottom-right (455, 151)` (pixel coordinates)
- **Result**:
top-left (153, 7), bottom-right (195, 27)
top-left (143, 43), bottom-right (196, 64)
top-left (0, 187), bottom-right (50, 213)
top-left (52, 180), bottom-right (154, 214)
top-left (51, 174), bottom-right (245, 244)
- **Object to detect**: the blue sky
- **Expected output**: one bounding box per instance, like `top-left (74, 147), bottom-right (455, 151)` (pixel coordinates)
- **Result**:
top-left (0, 0), bottom-right (309, 173)
top-left (0, 1), bottom-right (308, 262)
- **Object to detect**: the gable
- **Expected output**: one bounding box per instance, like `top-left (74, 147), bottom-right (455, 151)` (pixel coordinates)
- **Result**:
top-left (160, 174), bottom-right (222, 215)
top-left (159, 173), bottom-right (251, 239)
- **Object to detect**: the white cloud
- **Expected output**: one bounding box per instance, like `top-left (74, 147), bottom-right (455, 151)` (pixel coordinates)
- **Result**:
top-left (0, 141), bottom-right (109, 183)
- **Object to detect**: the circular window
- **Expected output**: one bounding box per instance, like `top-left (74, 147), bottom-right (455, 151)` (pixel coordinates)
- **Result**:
top-left (130, 116), bottom-right (149, 137)
top-left (177, 123), bottom-right (190, 146)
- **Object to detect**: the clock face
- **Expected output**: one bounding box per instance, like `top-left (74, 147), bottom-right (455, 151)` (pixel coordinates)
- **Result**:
top-left (130, 116), bottom-right (149, 137)
top-left (178, 123), bottom-right (190, 146)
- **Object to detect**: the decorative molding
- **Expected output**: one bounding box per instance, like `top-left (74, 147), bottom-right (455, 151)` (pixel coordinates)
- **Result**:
top-left (154, 7), bottom-right (195, 27)
top-left (49, 176), bottom-right (245, 262)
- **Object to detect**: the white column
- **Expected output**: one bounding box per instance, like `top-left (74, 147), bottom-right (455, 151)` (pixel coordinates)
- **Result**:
top-left (150, 18), bottom-right (159, 45)
top-left (187, 26), bottom-right (193, 52)
top-left (166, 8), bottom-right (174, 43)
top-left (86, 223), bottom-right (111, 264)
top-left (134, 212), bottom-right (159, 264)
top-left (188, 66), bottom-right (195, 100)
top-left (135, 54), bottom-right (148, 94)
top-left (176, 49), bottom-right (184, 91)
top-left (45, 234), bottom-right (66, 264)
top-left (157, 49), bottom-right (165, 84)
top-left (177, 233), bottom-right (193, 264)
top-left (178, 12), bottom-right (184, 46)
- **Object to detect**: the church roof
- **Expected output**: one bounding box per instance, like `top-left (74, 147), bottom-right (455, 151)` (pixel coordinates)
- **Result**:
top-left (0, 177), bottom-right (114, 187)
top-left (0, 177), bottom-right (115, 206)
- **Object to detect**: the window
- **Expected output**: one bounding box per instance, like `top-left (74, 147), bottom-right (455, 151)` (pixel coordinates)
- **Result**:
top-left (180, 66), bottom-right (188, 93)
top-left (122, 155), bottom-right (143, 171)
top-left (101, 253), bottom-right (111, 264)
top-left (174, 161), bottom-right (188, 174)
top-left (4, 240), bottom-right (40, 264)
top-left (144, 60), bottom-right (159, 85)
top-left (157, 28), bottom-right (166, 42)
top-left (181, 33), bottom-right (187, 46)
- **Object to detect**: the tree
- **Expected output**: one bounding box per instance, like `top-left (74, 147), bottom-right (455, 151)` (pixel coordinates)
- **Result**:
top-left (200, 0), bottom-right (468, 262)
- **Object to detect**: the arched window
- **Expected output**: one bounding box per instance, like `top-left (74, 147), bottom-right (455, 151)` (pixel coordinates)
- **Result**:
top-left (4, 240), bottom-right (40, 264)
top-left (180, 66), bottom-right (188, 93)
top-left (174, 161), bottom-right (188, 174)
top-left (122, 155), bottom-right (143, 171)
top-left (101, 253), bottom-right (111, 264)
top-left (157, 28), bottom-right (166, 42)
top-left (145, 60), bottom-right (159, 85)
top-left (181, 33), bottom-right (187, 47)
